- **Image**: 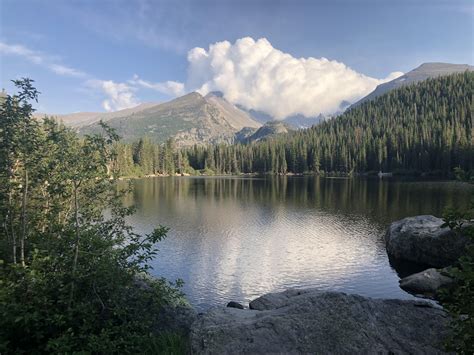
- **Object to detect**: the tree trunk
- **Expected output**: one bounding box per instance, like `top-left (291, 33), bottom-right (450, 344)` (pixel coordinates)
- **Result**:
top-left (6, 190), bottom-right (17, 264)
top-left (20, 169), bottom-right (28, 267)
top-left (69, 181), bottom-right (81, 308)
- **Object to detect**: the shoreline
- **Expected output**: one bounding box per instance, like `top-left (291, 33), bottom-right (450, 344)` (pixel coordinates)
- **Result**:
top-left (118, 172), bottom-right (470, 183)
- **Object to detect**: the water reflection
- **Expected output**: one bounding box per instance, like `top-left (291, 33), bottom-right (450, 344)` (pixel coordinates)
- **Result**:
top-left (122, 176), bottom-right (472, 310)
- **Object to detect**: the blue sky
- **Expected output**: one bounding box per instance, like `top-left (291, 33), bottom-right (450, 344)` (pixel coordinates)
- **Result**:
top-left (1, 0), bottom-right (473, 115)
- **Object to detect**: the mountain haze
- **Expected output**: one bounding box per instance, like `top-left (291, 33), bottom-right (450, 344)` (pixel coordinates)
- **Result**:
top-left (236, 104), bottom-right (324, 128)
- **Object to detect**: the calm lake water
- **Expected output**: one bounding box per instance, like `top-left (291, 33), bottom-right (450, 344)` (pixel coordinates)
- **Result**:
top-left (123, 176), bottom-right (473, 310)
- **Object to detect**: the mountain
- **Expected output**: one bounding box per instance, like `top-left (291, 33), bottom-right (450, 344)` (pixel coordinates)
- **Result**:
top-left (283, 114), bottom-right (325, 129)
top-left (203, 92), bottom-right (261, 130)
top-left (238, 120), bottom-right (294, 143)
top-left (184, 72), bottom-right (473, 175)
top-left (0, 89), bottom-right (7, 105)
top-left (235, 106), bottom-right (273, 125)
top-left (39, 92), bottom-right (261, 147)
top-left (235, 104), bottom-right (324, 128)
top-left (208, 91), bottom-right (326, 129)
top-left (351, 62), bottom-right (474, 108)
top-left (35, 102), bottom-right (158, 128)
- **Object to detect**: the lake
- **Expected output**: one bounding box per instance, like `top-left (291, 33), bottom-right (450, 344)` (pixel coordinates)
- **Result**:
top-left (123, 176), bottom-right (473, 310)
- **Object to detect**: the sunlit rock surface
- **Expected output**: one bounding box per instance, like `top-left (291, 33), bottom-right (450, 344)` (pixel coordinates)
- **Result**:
top-left (190, 289), bottom-right (450, 354)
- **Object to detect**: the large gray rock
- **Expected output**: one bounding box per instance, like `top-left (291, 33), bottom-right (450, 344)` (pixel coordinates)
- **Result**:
top-left (249, 288), bottom-right (308, 310)
top-left (190, 289), bottom-right (450, 354)
top-left (399, 268), bottom-right (453, 297)
top-left (226, 301), bottom-right (245, 309)
top-left (385, 215), bottom-right (470, 267)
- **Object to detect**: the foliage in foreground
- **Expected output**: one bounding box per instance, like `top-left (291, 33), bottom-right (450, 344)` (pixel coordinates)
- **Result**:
top-left (0, 79), bottom-right (186, 353)
top-left (441, 197), bottom-right (474, 354)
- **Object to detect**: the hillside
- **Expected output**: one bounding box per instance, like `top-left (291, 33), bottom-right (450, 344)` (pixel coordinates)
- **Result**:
top-left (67, 92), bottom-right (261, 147)
top-left (351, 62), bottom-right (473, 108)
top-left (35, 102), bottom-right (159, 128)
top-left (182, 72), bottom-right (473, 175)
top-left (237, 121), bottom-right (294, 143)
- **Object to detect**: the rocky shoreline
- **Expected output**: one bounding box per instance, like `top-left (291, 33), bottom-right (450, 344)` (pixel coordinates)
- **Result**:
top-left (190, 289), bottom-right (449, 354)
top-left (385, 215), bottom-right (470, 299)
top-left (162, 214), bottom-right (471, 354)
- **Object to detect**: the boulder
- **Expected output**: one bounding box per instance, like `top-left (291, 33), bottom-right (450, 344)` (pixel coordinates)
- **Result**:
top-left (190, 289), bottom-right (450, 354)
top-left (385, 215), bottom-right (470, 267)
top-left (249, 288), bottom-right (308, 310)
top-left (226, 301), bottom-right (244, 309)
top-left (399, 268), bottom-right (453, 298)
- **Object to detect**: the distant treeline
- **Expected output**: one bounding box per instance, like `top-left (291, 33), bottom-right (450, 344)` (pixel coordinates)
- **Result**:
top-left (115, 72), bottom-right (473, 177)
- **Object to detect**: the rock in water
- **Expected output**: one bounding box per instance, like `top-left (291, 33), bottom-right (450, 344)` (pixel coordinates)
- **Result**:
top-left (249, 288), bottom-right (306, 310)
top-left (226, 301), bottom-right (245, 309)
top-left (399, 268), bottom-right (453, 297)
top-left (190, 289), bottom-right (450, 354)
top-left (385, 215), bottom-right (470, 267)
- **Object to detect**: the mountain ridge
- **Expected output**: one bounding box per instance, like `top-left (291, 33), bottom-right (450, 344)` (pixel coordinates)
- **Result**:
top-left (73, 91), bottom-right (261, 147)
top-left (34, 62), bottom-right (473, 147)
top-left (350, 62), bottom-right (474, 108)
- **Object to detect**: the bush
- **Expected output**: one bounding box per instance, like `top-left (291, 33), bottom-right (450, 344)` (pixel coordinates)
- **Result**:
top-left (0, 79), bottom-right (187, 354)
top-left (439, 199), bottom-right (474, 354)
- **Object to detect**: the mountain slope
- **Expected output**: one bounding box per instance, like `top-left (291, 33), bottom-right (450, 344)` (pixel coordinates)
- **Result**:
top-left (77, 92), bottom-right (261, 147)
top-left (238, 121), bottom-right (294, 143)
top-left (204, 92), bottom-right (261, 130)
top-left (35, 102), bottom-right (158, 128)
top-left (351, 62), bottom-right (474, 108)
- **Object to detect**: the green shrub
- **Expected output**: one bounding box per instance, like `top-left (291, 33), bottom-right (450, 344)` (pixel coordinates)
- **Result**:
top-left (0, 79), bottom-right (187, 354)
top-left (440, 199), bottom-right (474, 354)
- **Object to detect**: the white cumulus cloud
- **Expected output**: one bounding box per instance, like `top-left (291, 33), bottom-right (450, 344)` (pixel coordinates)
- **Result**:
top-left (87, 80), bottom-right (139, 112)
top-left (184, 37), bottom-right (403, 119)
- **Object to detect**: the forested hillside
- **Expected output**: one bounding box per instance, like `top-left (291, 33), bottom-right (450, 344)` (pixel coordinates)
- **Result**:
top-left (351, 62), bottom-right (473, 108)
top-left (115, 72), bottom-right (472, 177)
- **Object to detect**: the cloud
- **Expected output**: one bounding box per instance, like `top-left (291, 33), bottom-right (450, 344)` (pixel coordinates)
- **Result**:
top-left (86, 80), bottom-right (139, 112)
top-left (0, 42), bottom-right (43, 64)
top-left (49, 64), bottom-right (86, 78)
top-left (2, 38), bottom-right (405, 116)
top-left (184, 37), bottom-right (403, 119)
top-left (0, 41), bottom-right (87, 78)
top-left (1, 41), bottom-right (140, 111)
top-left (129, 75), bottom-right (185, 96)
top-left (383, 71), bottom-right (405, 82)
